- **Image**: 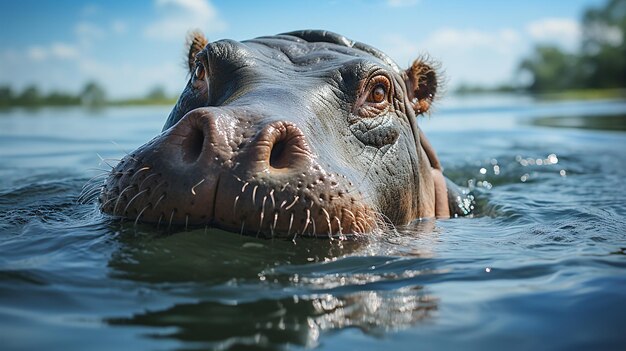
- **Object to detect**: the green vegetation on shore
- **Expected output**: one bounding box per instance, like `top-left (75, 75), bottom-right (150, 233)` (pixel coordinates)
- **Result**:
top-left (109, 86), bottom-right (177, 106)
top-left (456, 0), bottom-right (625, 98)
top-left (454, 86), bottom-right (626, 101)
top-left (0, 81), bottom-right (177, 109)
top-left (532, 88), bottom-right (626, 101)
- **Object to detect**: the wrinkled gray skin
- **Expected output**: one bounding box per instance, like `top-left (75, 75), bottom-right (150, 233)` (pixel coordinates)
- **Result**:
top-left (100, 30), bottom-right (469, 237)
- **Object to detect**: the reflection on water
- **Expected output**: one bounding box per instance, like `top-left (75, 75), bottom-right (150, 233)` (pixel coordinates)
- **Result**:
top-left (105, 223), bottom-right (441, 349)
top-left (110, 286), bottom-right (436, 349)
top-left (1, 96), bottom-right (626, 350)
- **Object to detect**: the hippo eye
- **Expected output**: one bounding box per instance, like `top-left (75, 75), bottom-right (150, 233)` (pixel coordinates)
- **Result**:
top-left (355, 74), bottom-right (392, 117)
top-left (365, 75), bottom-right (391, 105)
top-left (370, 85), bottom-right (386, 103)
top-left (194, 63), bottom-right (205, 80)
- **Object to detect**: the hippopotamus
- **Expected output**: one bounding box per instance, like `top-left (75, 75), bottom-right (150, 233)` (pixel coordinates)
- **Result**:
top-left (99, 30), bottom-right (470, 237)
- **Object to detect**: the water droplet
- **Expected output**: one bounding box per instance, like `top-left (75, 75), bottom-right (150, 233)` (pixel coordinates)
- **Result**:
top-left (560, 169), bottom-right (567, 177)
top-left (479, 167), bottom-right (487, 174)
top-left (548, 154), bottom-right (558, 164)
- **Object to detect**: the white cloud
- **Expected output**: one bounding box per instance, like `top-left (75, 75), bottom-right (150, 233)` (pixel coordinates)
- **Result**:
top-left (81, 4), bottom-right (100, 17)
top-left (158, 0), bottom-right (212, 14)
top-left (422, 27), bottom-right (520, 54)
top-left (50, 43), bottom-right (80, 60)
top-left (27, 46), bottom-right (48, 61)
top-left (379, 36), bottom-right (420, 67)
top-left (526, 18), bottom-right (581, 51)
top-left (75, 21), bottom-right (106, 47)
top-left (379, 27), bottom-right (526, 89)
top-left (77, 58), bottom-right (184, 98)
top-left (25, 43), bottom-right (80, 62)
top-left (144, 0), bottom-right (226, 41)
top-left (387, 0), bottom-right (420, 7)
top-left (111, 20), bottom-right (128, 35)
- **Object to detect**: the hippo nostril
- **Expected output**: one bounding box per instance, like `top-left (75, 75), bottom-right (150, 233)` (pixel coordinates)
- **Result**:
top-left (182, 127), bottom-right (204, 163)
top-left (269, 139), bottom-right (289, 169)
top-left (265, 123), bottom-right (311, 171)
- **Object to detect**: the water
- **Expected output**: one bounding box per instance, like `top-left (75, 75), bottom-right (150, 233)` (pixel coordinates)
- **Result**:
top-left (1, 96), bottom-right (625, 350)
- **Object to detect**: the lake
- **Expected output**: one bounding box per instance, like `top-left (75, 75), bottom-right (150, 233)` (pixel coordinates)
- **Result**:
top-left (1, 95), bottom-right (625, 350)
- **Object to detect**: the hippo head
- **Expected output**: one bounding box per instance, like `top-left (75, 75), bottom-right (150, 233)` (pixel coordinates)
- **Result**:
top-left (99, 30), bottom-right (455, 237)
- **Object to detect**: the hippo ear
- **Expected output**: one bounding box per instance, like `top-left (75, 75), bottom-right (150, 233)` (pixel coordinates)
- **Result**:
top-left (404, 59), bottom-right (438, 115)
top-left (186, 30), bottom-right (208, 73)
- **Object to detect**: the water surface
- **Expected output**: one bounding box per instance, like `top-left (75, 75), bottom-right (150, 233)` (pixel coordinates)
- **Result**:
top-left (1, 96), bottom-right (625, 350)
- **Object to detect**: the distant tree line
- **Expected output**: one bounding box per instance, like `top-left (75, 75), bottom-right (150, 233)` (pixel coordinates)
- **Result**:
top-left (0, 81), bottom-right (107, 108)
top-left (519, 0), bottom-right (625, 92)
top-left (455, 83), bottom-right (521, 95)
top-left (0, 82), bottom-right (174, 108)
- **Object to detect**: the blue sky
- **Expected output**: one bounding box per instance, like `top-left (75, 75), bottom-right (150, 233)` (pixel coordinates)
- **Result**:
top-left (0, 0), bottom-right (606, 98)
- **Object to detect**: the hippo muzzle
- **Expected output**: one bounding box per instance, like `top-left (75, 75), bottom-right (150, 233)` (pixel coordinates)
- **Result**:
top-left (99, 30), bottom-right (466, 237)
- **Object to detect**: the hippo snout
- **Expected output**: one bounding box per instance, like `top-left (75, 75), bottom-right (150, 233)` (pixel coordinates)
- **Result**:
top-left (100, 107), bottom-right (376, 236)
top-left (159, 108), bottom-right (312, 175)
